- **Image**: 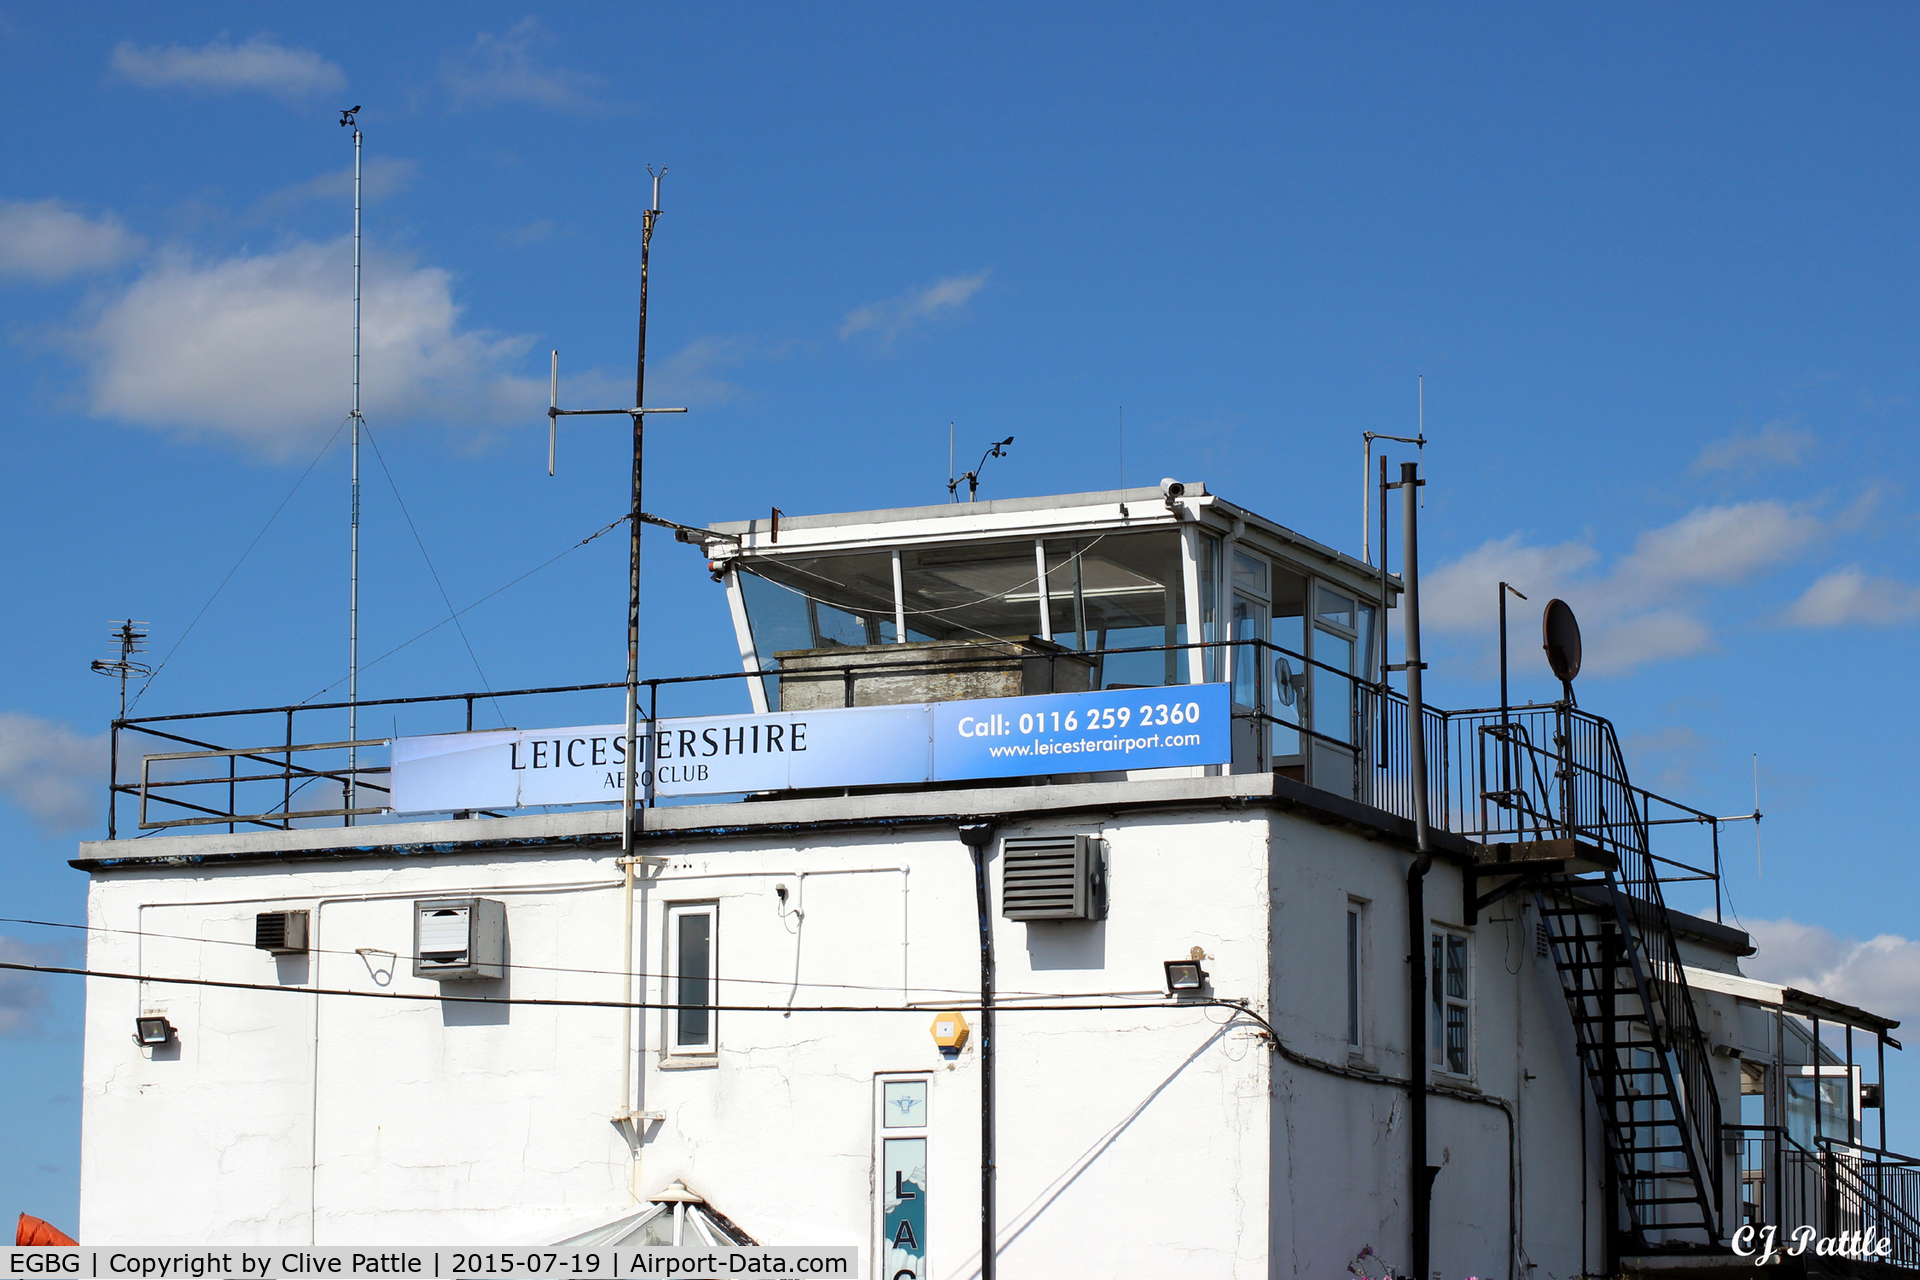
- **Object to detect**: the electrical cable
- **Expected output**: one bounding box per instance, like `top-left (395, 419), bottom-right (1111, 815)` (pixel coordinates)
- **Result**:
top-left (0, 958), bottom-right (1260, 1023)
top-left (360, 422), bottom-right (506, 727)
top-left (298, 513), bottom-right (629, 704)
top-left (0, 916), bottom-right (1154, 1002)
top-left (129, 418), bottom-right (350, 713)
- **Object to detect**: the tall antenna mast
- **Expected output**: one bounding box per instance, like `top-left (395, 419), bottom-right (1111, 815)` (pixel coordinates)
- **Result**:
top-left (340, 105), bottom-right (363, 824)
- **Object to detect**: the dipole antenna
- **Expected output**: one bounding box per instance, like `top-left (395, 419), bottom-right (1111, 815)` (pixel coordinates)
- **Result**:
top-left (340, 104), bottom-right (363, 824)
top-left (1361, 376), bottom-right (1428, 564)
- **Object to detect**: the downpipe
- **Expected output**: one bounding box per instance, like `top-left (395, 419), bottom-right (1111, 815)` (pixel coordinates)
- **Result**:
top-left (959, 821), bottom-right (998, 1280)
top-left (1392, 459), bottom-right (1439, 1280)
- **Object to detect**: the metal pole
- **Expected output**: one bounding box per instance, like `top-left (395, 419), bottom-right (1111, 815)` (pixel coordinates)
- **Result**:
top-left (1499, 582), bottom-right (1510, 811)
top-left (108, 666), bottom-right (124, 839)
top-left (1880, 1033), bottom-right (1888, 1152)
top-left (284, 710), bottom-right (294, 829)
top-left (1403, 462), bottom-right (1430, 851)
top-left (346, 120), bottom-right (362, 826)
top-left (618, 171), bottom-right (662, 1126)
top-left (959, 822), bottom-right (998, 1280)
top-left (1396, 458), bottom-right (1435, 1280)
top-left (1362, 435), bottom-right (1372, 565)
top-left (1378, 455), bottom-right (1389, 766)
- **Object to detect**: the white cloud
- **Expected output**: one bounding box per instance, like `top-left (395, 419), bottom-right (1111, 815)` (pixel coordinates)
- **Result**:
top-left (77, 238), bottom-right (541, 456)
top-left (646, 335), bottom-right (804, 409)
top-left (1424, 501), bottom-right (1823, 675)
top-left (442, 19), bottom-right (609, 112)
top-left (839, 271), bottom-right (990, 348)
top-left (0, 199), bottom-right (143, 282)
top-left (1744, 918), bottom-right (1920, 1026)
top-left (111, 35), bottom-right (346, 101)
top-left (252, 158), bottom-right (419, 219)
top-left (1694, 419), bottom-right (1814, 474)
top-left (0, 936), bottom-right (63, 1036)
top-left (1783, 566), bottom-right (1920, 628)
top-left (0, 712), bottom-right (106, 832)
top-left (1618, 502), bottom-right (1822, 590)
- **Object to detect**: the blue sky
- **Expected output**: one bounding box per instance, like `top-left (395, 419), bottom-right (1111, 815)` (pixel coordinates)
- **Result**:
top-left (5, 3), bottom-right (1920, 1231)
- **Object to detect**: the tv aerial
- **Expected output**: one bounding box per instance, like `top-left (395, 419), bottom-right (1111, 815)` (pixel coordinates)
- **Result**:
top-left (91, 620), bottom-right (152, 720)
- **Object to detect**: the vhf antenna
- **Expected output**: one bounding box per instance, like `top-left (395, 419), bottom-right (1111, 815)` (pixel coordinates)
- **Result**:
top-left (1362, 375), bottom-right (1428, 564)
top-left (947, 436), bottom-right (1015, 503)
top-left (92, 620), bottom-right (150, 839)
top-left (340, 104), bottom-right (364, 824)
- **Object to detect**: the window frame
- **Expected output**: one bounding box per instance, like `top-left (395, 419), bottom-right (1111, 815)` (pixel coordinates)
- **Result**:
top-left (875, 1073), bottom-right (932, 1280)
top-left (1346, 898), bottom-right (1367, 1055)
top-left (1430, 924), bottom-right (1472, 1078)
top-left (665, 902), bottom-right (719, 1059)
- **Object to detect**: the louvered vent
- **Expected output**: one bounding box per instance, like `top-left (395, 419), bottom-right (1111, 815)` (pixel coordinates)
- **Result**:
top-left (1001, 835), bottom-right (1106, 921)
top-left (411, 898), bottom-right (507, 981)
top-left (254, 910), bottom-right (309, 955)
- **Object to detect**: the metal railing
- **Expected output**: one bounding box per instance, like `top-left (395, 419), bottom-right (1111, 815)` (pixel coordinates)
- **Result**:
top-left (1728, 1126), bottom-right (1920, 1266)
top-left (106, 637), bottom-right (1726, 902)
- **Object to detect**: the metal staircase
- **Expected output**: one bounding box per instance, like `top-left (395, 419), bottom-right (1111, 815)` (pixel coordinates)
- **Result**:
top-left (1472, 703), bottom-right (1724, 1253)
top-left (1537, 875), bottom-right (1722, 1249)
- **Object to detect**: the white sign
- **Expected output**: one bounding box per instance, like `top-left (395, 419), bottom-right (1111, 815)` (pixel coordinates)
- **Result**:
top-left (390, 706), bottom-right (931, 812)
top-left (389, 685), bottom-right (1232, 812)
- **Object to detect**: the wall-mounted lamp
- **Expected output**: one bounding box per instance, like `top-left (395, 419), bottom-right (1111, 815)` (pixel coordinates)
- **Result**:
top-left (135, 1015), bottom-right (175, 1046)
top-left (1163, 959), bottom-right (1209, 996)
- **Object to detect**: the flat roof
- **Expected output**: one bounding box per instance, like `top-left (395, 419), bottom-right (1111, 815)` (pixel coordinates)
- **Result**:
top-left (707, 482), bottom-right (1401, 601)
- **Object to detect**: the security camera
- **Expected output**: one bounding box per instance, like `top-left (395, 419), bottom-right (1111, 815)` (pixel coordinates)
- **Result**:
top-left (1160, 478), bottom-right (1186, 506)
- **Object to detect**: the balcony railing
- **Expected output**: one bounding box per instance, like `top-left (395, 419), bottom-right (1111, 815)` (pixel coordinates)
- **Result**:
top-left (1728, 1126), bottom-right (1920, 1266)
top-left (105, 637), bottom-right (1731, 906)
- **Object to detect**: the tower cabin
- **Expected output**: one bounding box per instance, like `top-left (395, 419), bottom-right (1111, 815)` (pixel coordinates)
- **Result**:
top-left (75, 480), bottom-right (1910, 1277)
top-left (706, 482), bottom-right (1388, 794)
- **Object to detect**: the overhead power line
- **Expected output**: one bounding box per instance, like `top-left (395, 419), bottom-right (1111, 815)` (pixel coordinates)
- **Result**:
top-left (299, 512), bottom-right (630, 704)
top-left (1, 915), bottom-right (1063, 1001)
top-left (0, 959), bottom-right (1268, 1027)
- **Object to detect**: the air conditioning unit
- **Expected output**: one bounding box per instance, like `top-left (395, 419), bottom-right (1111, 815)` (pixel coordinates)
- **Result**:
top-left (1001, 835), bottom-right (1107, 921)
top-left (412, 898), bottom-right (507, 981)
top-left (255, 910), bottom-right (309, 955)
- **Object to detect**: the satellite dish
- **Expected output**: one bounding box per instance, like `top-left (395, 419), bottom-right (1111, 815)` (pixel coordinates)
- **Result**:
top-left (1542, 598), bottom-right (1582, 683)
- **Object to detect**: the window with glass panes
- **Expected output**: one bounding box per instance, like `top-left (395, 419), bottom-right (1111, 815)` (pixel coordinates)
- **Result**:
top-left (1346, 901), bottom-right (1364, 1051)
top-left (1431, 927), bottom-right (1470, 1075)
top-left (667, 904), bottom-right (717, 1056)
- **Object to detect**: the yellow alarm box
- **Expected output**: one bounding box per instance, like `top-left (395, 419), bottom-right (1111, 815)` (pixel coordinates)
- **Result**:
top-left (930, 1010), bottom-right (970, 1058)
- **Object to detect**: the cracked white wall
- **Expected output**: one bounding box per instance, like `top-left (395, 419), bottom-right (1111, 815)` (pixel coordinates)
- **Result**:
top-left (78, 809), bottom-right (1272, 1277)
top-left (78, 797), bottom-right (1747, 1277)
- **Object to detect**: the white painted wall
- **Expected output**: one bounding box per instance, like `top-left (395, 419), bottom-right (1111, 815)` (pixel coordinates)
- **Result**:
top-left (78, 782), bottom-right (1747, 1279)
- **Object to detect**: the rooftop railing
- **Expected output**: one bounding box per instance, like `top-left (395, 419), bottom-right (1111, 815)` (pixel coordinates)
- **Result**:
top-left (106, 638), bottom-right (1729, 907)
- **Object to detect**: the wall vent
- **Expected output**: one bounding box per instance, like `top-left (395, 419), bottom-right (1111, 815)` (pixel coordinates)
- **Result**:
top-left (1001, 835), bottom-right (1107, 921)
top-left (254, 910), bottom-right (309, 955)
top-left (412, 898), bottom-right (507, 981)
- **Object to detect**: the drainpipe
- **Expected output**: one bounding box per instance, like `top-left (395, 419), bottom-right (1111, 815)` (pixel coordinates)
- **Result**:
top-left (1393, 459), bottom-right (1437, 1280)
top-left (958, 821), bottom-right (998, 1280)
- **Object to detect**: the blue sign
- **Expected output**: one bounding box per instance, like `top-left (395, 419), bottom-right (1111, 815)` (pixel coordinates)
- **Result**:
top-left (932, 684), bottom-right (1231, 780)
top-left (391, 684), bottom-right (1233, 811)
